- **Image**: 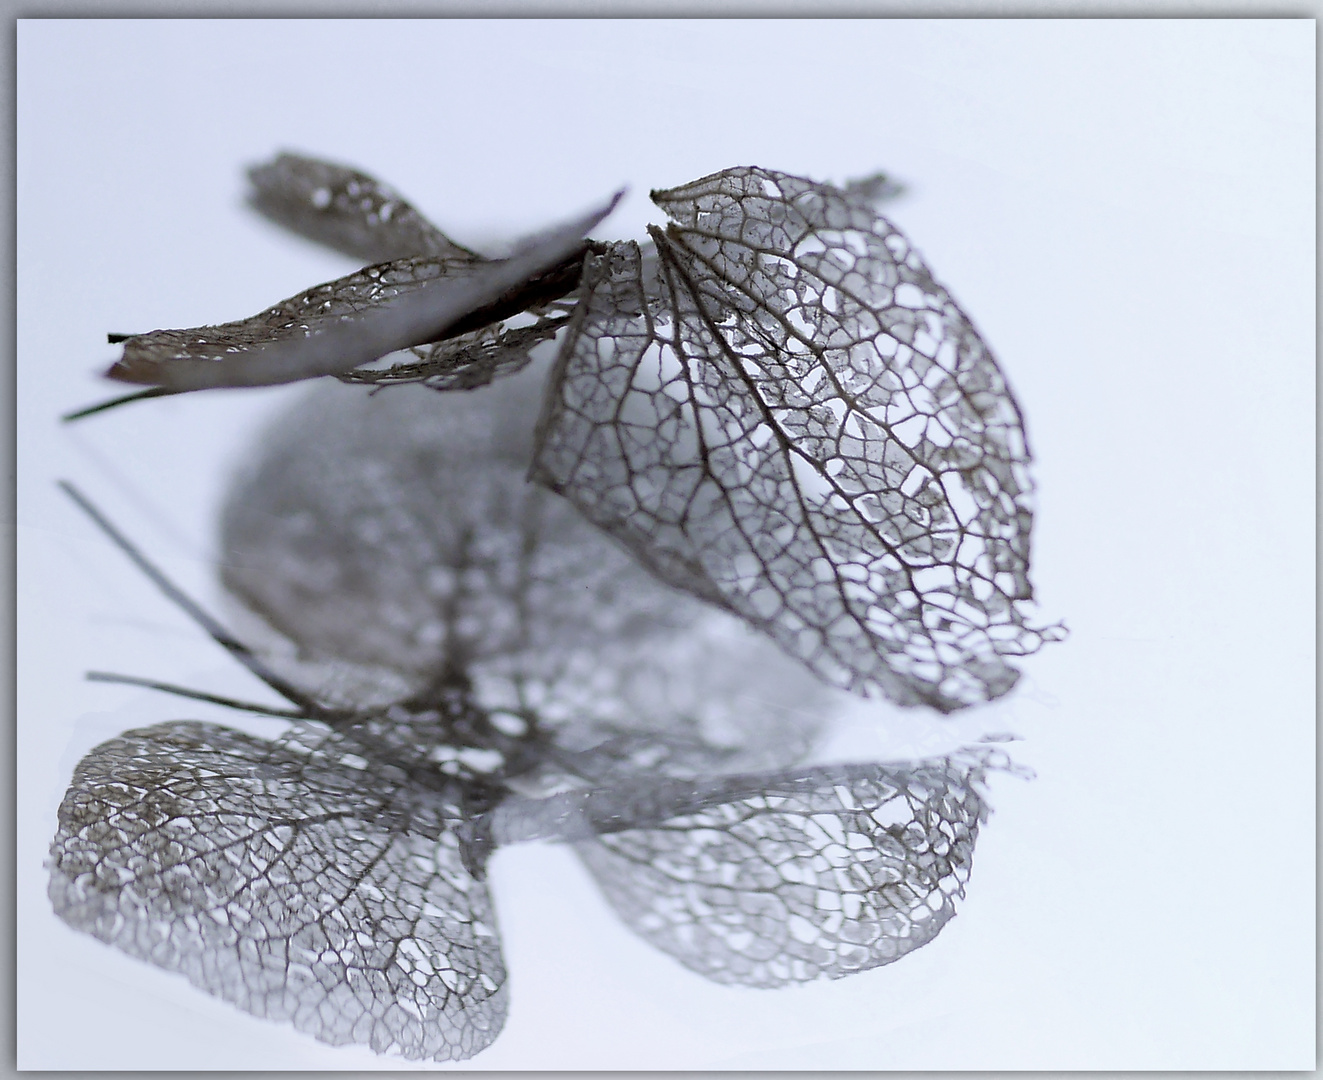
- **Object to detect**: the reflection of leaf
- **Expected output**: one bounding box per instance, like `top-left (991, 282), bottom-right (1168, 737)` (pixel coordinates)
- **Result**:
top-left (49, 715), bottom-right (1011, 1059)
top-left (52, 379), bottom-right (1026, 1061)
top-left (534, 167), bottom-right (1062, 712)
top-left (573, 757), bottom-right (990, 986)
top-left (487, 751), bottom-right (1013, 987)
top-left (48, 720), bottom-right (508, 1062)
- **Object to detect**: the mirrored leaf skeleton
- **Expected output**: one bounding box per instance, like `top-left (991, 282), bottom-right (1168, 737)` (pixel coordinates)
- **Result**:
top-left (90, 152), bottom-right (1063, 712)
top-left (51, 379), bottom-right (1027, 1062)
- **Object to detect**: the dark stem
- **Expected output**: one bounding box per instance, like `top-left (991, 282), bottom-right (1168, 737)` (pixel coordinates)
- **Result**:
top-left (62, 387), bottom-right (178, 422)
top-left (59, 480), bottom-right (329, 717)
top-left (85, 671), bottom-right (311, 720)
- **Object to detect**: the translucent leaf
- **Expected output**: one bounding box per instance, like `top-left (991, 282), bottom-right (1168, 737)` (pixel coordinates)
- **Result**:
top-left (336, 310), bottom-right (571, 393)
top-left (218, 377), bottom-right (831, 778)
top-left (533, 167), bottom-right (1061, 712)
top-left (47, 720), bottom-right (508, 1062)
top-left (105, 192), bottom-right (620, 390)
top-left (488, 750), bottom-right (1012, 987)
top-left (247, 151), bottom-right (482, 264)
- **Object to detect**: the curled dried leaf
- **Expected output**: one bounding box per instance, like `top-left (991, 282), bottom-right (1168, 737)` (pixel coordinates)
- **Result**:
top-left (106, 192), bottom-right (620, 390)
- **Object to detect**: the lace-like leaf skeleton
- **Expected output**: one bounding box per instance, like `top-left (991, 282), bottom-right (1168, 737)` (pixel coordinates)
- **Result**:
top-left (80, 152), bottom-right (1061, 713)
top-left (49, 380), bottom-right (1028, 1062)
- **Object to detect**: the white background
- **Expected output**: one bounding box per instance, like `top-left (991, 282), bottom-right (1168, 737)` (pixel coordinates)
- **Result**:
top-left (16, 19), bottom-right (1314, 1071)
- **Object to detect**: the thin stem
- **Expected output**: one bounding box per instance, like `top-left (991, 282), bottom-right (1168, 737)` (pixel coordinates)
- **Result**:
top-left (62, 388), bottom-right (177, 422)
top-left (86, 671), bottom-right (312, 720)
top-left (59, 480), bottom-right (328, 718)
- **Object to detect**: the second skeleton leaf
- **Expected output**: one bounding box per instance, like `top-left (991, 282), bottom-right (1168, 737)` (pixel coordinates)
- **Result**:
top-left (102, 153), bottom-right (1062, 713)
top-left (50, 375), bottom-right (1021, 1062)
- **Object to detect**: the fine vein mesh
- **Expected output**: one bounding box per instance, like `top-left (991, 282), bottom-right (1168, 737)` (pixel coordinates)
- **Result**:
top-left (105, 189), bottom-right (617, 390)
top-left (218, 377), bottom-right (831, 777)
top-left (112, 253), bottom-right (482, 366)
top-left (575, 754), bottom-right (991, 987)
top-left (534, 167), bottom-right (1061, 712)
top-left (47, 720), bottom-right (507, 1062)
top-left (247, 152), bottom-right (482, 264)
top-left (104, 239), bottom-right (591, 391)
top-left (240, 153), bottom-right (581, 395)
top-left (337, 311), bottom-right (570, 393)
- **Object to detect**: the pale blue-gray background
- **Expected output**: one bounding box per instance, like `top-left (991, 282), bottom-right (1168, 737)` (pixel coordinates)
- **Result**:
top-left (17, 19), bottom-right (1314, 1070)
